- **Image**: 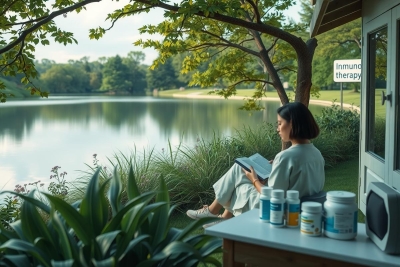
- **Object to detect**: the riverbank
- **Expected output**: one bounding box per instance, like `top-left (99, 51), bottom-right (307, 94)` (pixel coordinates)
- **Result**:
top-left (159, 88), bottom-right (361, 111)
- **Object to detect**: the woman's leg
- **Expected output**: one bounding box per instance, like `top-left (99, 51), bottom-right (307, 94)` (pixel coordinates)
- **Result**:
top-left (208, 199), bottom-right (223, 215)
top-left (220, 209), bottom-right (233, 219)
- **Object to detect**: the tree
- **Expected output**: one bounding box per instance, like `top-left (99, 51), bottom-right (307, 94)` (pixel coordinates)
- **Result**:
top-left (40, 64), bottom-right (90, 93)
top-left (101, 55), bottom-right (133, 92)
top-left (122, 51), bottom-right (147, 94)
top-left (1, 0), bottom-right (318, 108)
top-left (147, 57), bottom-right (178, 91)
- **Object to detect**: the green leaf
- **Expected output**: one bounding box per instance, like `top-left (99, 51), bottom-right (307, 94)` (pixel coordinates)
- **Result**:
top-left (43, 193), bottom-right (93, 245)
top-left (20, 191), bottom-right (54, 244)
top-left (108, 167), bottom-right (122, 217)
top-left (95, 230), bottom-right (121, 257)
top-left (149, 175), bottom-right (170, 247)
top-left (51, 259), bottom-right (75, 267)
top-left (127, 164), bottom-right (140, 200)
top-left (80, 168), bottom-right (110, 236)
top-left (118, 235), bottom-right (150, 261)
top-left (0, 239), bottom-right (51, 267)
top-left (50, 210), bottom-right (78, 260)
top-left (92, 257), bottom-right (115, 267)
top-left (102, 191), bottom-right (155, 234)
top-left (2, 254), bottom-right (31, 267)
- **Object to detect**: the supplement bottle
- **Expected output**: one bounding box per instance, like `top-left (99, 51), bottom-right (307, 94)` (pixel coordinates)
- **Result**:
top-left (286, 190), bottom-right (300, 228)
top-left (259, 186), bottom-right (273, 222)
top-left (270, 189), bottom-right (285, 227)
top-left (300, 202), bottom-right (322, 236)
top-left (324, 191), bottom-right (358, 240)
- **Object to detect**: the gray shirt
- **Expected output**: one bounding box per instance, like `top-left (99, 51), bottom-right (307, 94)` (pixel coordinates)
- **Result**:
top-left (268, 143), bottom-right (325, 198)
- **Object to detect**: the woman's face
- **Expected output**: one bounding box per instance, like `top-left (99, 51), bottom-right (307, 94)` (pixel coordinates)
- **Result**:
top-left (277, 114), bottom-right (291, 142)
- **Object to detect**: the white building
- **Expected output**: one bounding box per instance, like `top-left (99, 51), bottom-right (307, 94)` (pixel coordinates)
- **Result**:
top-left (310, 0), bottom-right (400, 213)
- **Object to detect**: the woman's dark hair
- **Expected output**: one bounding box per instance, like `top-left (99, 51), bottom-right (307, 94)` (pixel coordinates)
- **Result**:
top-left (277, 102), bottom-right (320, 139)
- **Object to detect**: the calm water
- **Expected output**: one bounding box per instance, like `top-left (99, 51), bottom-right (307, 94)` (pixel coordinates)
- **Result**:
top-left (0, 96), bottom-right (323, 191)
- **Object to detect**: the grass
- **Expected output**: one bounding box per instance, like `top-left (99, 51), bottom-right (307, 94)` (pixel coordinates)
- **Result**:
top-left (158, 88), bottom-right (386, 117)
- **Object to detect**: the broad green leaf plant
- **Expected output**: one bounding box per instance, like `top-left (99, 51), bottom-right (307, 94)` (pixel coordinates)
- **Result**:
top-left (0, 166), bottom-right (222, 266)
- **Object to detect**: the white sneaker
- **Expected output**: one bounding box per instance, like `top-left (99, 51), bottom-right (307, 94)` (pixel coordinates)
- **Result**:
top-left (186, 205), bottom-right (219, 219)
top-left (203, 216), bottom-right (225, 229)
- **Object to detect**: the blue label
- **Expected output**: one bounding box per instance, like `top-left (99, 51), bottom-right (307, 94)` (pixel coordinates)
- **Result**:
top-left (260, 199), bottom-right (270, 220)
top-left (270, 203), bottom-right (283, 211)
top-left (288, 203), bottom-right (300, 213)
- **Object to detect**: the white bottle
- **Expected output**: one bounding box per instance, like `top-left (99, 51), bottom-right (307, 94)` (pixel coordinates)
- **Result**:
top-left (270, 189), bottom-right (285, 227)
top-left (300, 202), bottom-right (322, 236)
top-left (286, 190), bottom-right (300, 228)
top-left (259, 186), bottom-right (273, 222)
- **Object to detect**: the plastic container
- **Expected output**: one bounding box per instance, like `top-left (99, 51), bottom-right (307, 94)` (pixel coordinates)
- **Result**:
top-left (259, 186), bottom-right (273, 222)
top-left (286, 190), bottom-right (300, 228)
top-left (324, 191), bottom-right (358, 240)
top-left (300, 202), bottom-right (322, 236)
top-left (270, 189), bottom-right (285, 227)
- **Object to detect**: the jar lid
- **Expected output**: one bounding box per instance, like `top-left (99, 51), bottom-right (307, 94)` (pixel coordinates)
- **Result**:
top-left (301, 201), bottom-right (322, 212)
top-left (261, 186), bottom-right (273, 196)
top-left (326, 191), bottom-right (356, 203)
top-left (272, 189), bottom-right (284, 198)
top-left (286, 190), bottom-right (299, 199)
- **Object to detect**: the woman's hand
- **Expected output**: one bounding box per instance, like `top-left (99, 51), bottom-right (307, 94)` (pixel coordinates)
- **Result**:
top-left (242, 166), bottom-right (268, 185)
top-left (242, 166), bottom-right (259, 183)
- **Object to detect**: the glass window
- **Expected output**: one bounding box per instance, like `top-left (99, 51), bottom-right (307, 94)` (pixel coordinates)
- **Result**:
top-left (367, 27), bottom-right (387, 159)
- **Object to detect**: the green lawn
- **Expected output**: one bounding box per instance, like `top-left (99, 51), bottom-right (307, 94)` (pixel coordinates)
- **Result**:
top-left (158, 88), bottom-right (362, 106)
top-left (159, 88), bottom-right (390, 117)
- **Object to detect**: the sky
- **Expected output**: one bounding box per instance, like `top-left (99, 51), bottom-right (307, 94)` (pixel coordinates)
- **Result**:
top-left (33, 1), bottom-right (301, 66)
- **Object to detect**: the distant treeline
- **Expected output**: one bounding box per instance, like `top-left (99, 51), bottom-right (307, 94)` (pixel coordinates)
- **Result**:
top-left (0, 51), bottom-right (198, 96)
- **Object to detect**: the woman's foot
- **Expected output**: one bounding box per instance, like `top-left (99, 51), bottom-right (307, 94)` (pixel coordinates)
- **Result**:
top-left (186, 205), bottom-right (219, 219)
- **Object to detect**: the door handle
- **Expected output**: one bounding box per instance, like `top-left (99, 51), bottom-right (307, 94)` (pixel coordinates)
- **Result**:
top-left (381, 91), bottom-right (392, 106)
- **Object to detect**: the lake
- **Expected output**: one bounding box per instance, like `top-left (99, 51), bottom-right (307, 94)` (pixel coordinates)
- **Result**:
top-left (0, 96), bottom-right (323, 192)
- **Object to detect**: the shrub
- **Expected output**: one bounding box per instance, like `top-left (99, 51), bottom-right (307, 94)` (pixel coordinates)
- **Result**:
top-left (0, 166), bottom-right (222, 266)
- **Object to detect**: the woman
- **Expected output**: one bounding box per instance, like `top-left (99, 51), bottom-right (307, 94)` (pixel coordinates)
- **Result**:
top-left (186, 102), bottom-right (325, 223)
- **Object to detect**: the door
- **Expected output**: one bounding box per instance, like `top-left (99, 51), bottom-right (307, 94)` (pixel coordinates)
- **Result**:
top-left (389, 5), bottom-right (400, 191)
top-left (359, 11), bottom-right (390, 214)
top-left (359, 5), bottom-right (400, 213)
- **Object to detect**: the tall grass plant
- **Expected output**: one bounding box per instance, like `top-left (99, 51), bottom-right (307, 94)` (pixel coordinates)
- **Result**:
top-left (66, 105), bottom-right (365, 211)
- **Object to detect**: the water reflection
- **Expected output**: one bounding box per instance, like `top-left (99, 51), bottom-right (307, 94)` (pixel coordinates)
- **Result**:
top-left (0, 96), bottom-right (323, 191)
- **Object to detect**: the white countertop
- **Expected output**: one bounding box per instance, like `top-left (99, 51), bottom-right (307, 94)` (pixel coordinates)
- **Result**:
top-left (205, 209), bottom-right (400, 267)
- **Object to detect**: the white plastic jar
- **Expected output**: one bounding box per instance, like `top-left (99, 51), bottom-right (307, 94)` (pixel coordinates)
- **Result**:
top-left (323, 191), bottom-right (358, 240)
top-left (259, 186), bottom-right (273, 222)
top-left (300, 202), bottom-right (322, 236)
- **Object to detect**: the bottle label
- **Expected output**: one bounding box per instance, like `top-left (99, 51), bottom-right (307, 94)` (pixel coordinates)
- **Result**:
top-left (287, 203), bottom-right (300, 227)
top-left (259, 199), bottom-right (270, 221)
top-left (301, 214), bottom-right (322, 236)
top-left (270, 202), bottom-right (284, 225)
top-left (324, 211), bottom-right (358, 234)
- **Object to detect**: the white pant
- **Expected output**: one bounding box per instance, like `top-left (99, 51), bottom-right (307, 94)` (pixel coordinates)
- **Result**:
top-left (213, 163), bottom-right (260, 216)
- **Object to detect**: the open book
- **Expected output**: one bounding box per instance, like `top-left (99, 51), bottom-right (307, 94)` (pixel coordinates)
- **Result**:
top-left (235, 153), bottom-right (272, 181)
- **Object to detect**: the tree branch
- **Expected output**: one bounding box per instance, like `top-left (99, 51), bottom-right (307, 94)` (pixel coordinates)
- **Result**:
top-left (0, 0), bottom-right (101, 55)
top-left (0, 0), bottom-right (19, 17)
top-left (243, 0), bottom-right (262, 24)
top-left (200, 30), bottom-right (260, 57)
top-left (133, 0), bottom-right (311, 58)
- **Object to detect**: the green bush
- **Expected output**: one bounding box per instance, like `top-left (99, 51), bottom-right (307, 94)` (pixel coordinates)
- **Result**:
top-left (316, 104), bottom-right (360, 143)
top-left (0, 166), bottom-right (222, 266)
